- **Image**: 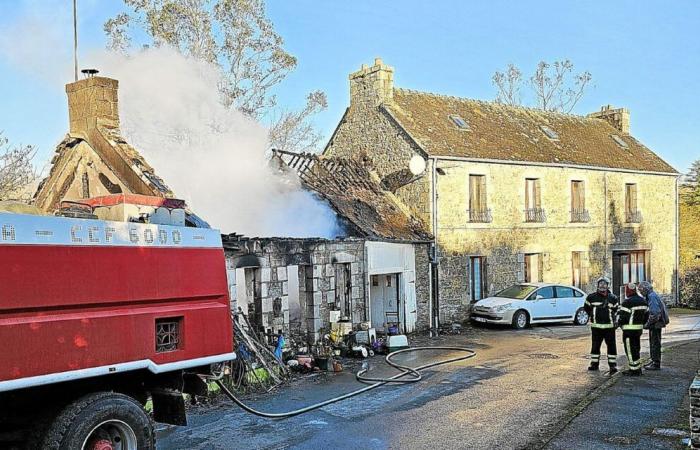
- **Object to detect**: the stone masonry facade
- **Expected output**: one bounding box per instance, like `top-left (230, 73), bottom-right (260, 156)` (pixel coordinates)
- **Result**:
top-left (225, 237), bottom-right (431, 343)
top-left (325, 59), bottom-right (679, 324)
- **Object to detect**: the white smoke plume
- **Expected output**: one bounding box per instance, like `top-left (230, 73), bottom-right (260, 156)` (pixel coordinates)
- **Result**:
top-left (98, 48), bottom-right (343, 238)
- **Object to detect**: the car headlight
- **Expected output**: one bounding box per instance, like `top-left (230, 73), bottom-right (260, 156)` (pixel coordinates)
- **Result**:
top-left (492, 303), bottom-right (513, 313)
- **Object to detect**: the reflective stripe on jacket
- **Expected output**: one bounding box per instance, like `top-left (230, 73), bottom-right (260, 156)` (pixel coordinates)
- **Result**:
top-left (618, 295), bottom-right (649, 331)
top-left (584, 291), bottom-right (619, 328)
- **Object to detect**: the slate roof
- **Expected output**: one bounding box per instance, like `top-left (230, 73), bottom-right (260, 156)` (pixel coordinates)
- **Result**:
top-left (272, 150), bottom-right (432, 242)
top-left (384, 88), bottom-right (677, 174)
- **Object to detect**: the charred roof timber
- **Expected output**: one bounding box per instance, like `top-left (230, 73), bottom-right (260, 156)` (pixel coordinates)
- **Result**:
top-left (271, 149), bottom-right (432, 242)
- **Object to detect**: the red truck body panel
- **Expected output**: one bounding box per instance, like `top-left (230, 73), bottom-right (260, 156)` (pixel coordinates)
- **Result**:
top-left (0, 212), bottom-right (234, 392)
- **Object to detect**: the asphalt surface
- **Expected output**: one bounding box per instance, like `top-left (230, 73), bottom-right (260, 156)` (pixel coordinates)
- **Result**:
top-left (157, 313), bottom-right (700, 450)
top-left (546, 338), bottom-right (699, 450)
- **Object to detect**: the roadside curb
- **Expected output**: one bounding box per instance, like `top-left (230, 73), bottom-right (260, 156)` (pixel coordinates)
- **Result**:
top-left (529, 339), bottom-right (695, 450)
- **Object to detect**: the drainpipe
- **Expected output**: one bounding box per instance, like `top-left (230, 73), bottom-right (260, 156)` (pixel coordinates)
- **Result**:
top-left (430, 157), bottom-right (440, 333)
top-left (604, 172), bottom-right (608, 274)
top-left (676, 176), bottom-right (680, 304)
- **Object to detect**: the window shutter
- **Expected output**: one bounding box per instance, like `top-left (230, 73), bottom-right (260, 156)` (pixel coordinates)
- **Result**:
top-left (534, 179), bottom-right (541, 208)
top-left (580, 182), bottom-right (585, 210)
top-left (631, 184), bottom-right (638, 211)
top-left (482, 258), bottom-right (489, 296)
top-left (479, 176), bottom-right (487, 211)
top-left (571, 181), bottom-right (578, 211)
top-left (469, 175), bottom-right (477, 211)
top-left (525, 179), bottom-right (531, 210)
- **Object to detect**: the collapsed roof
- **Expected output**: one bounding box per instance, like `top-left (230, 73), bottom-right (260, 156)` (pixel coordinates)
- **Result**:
top-left (272, 149), bottom-right (432, 242)
top-left (33, 76), bottom-right (208, 227)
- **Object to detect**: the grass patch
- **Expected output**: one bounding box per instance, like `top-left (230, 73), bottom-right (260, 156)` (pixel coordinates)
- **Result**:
top-left (669, 307), bottom-right (700, 315)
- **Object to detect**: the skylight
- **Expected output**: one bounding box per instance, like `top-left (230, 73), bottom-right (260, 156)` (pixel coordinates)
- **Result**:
top-left (540, 125), bottom-right (559, 141)
top-left (611, 134), bottom-right (629, 149)
top-left (449, 114), bottom-right (469, 130)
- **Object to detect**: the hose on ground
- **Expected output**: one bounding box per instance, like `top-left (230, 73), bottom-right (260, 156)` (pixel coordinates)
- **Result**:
top-left (214, 346), bottom-right (476, 419)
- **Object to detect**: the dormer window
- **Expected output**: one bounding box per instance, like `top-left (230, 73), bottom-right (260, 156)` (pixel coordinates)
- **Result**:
top-left (540, 125), bottom-right (559, 141)
top-left (449, 114), bottom-right (470, 130)
top-left (611, 134), bottom-right (629, 149)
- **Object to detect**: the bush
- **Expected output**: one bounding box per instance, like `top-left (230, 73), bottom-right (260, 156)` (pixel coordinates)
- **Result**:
top-left (681, 267), bottom-right (700, 308)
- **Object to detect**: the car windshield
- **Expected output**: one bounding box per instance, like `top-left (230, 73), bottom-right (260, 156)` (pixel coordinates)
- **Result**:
top-left (496, 284), bottom-right (538, 299)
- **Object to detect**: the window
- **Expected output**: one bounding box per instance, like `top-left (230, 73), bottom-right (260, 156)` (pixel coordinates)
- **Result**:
top-left (531, 286), bottom-right (555, 299)
top-left (525, 178), bottom-right (544, 222)
top-left (497, 284), bottom-right (537, 299)
top-left (469, 175), bottom-right (491, 222)
top-left (621, 251), bottom-right (647, 284)
top-left (470, 256), bottom-right (488, 301)
top-left (449, 114), bottom-right (470, 130)
top-left (524, 253), bottom-right (543, 283)
top-left (540, 125), bottom-right (559, 141)
top-left (611, 134), bottom-right (629, 149)
top-left (555, 286), bottom-right (575, 298)
top-left (571, 251), bottom-right (584, 288)
top-left (570, 180), bottom-right (589, 222)
top-left (625, 183), bottom-right (641, 222)
top-left (613, 250), bottom-right (650, 297)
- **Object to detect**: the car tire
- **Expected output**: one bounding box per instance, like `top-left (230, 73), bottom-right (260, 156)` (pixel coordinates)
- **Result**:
top-left (512, 310), bottom-right (529, 330)
top-left (41, 392), bottom-right (154, 450)
top-left (574, 307), bottom-right (590, 326)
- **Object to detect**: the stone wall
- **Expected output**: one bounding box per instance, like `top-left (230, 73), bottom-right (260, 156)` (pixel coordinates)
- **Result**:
top-left (434, 160), bottom-right (678, 309)
top-left (226, 237), bottom-right (433, 340)
top-left (226, 238), bottom-right (366, 343)
top-left (325, 60), bottom-right (433, 229)
top-left (414, 243), bottom-right (432, 330)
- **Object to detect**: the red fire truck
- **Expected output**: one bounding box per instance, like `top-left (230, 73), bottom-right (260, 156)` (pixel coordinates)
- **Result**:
top-left (0, 195), bottom-right (235, 449)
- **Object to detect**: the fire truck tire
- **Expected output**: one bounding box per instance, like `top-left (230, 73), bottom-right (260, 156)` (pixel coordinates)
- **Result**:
top-left (40, 392), bottom-right (154, 450)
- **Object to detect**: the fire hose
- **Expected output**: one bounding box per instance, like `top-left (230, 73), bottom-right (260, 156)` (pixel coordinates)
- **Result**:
top-left (214, 346), bottom-right (476, 419)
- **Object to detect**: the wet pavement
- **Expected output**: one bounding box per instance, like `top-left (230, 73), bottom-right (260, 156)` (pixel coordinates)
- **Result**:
top-left (157, 312), bottom-right (700, 450)
top-left (545, 338), bottom-right (700, 450)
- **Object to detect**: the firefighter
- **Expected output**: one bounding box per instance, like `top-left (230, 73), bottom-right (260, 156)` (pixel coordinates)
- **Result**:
top-left (584, 276), bottom-right (619, 373)
top-left (617, 283), bottom-right (649, 376)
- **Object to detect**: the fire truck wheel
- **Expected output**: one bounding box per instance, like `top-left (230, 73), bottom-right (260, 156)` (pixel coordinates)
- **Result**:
top-left (41, 392), bottom-right (154, 450)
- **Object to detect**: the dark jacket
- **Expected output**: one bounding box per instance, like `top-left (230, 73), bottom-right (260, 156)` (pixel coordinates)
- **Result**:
top-left (644, 290), bottom-right (669, 329)
top-left (584, 290), bottom-right (619, 329)
top-left (618, 294), bottom-right (649, 332)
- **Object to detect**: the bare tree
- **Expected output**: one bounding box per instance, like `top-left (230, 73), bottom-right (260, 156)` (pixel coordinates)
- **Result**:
top-left (492, 60), bottom-right (592, 113)
top-left (0, 132), bottom-right (36, 201)
top-left (268, 90), bottom-right (327, 153)
top-left (492, 63), bottom-right (522, 106)
top-left (105, 0), bottom-right (327, 151)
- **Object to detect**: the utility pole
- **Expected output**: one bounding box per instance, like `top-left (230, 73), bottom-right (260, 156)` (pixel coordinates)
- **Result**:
top-left (73, 0), bottom-right (78, 81)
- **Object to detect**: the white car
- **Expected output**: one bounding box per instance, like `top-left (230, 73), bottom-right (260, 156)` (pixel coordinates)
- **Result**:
top-left (470, 283), bottom-right (590, 329)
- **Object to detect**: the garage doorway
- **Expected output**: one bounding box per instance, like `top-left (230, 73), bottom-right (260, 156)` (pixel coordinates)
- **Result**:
top-left (370, 273), bottom-right (401, 332)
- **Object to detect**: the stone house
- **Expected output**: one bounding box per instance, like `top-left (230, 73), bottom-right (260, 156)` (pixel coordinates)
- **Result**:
top-left (324, 58), bottom-right (680, 325)
top-left (224, 151), bottom-right (433, 343)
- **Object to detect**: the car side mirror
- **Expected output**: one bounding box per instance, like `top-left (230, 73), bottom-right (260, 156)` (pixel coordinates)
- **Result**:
top-left (535, 295), bottom-right (544, 300)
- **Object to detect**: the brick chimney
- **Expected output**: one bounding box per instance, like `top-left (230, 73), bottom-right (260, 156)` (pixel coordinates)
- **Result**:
top-left (349, 58), bottom-right (394, 108)
top-left (587, 105), bottom-right (630, 134)
top-left (66, 76), bottom-right (120, 136)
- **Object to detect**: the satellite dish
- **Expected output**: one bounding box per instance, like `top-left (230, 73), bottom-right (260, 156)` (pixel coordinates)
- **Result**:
top-left (409, 155), bottom-right (427, 175)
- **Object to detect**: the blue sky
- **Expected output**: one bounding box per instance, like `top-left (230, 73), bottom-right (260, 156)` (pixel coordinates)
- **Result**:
top-left (1, 0), bottom-right (698, 173)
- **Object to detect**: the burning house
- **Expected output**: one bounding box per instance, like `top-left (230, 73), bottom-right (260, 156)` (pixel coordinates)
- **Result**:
top-left (33, 73), bottom-right (438, 346)
top-left (223, 151), bottom-right (435, 343)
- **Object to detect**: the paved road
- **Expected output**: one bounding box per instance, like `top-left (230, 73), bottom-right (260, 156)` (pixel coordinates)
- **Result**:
top-left (157, 313), bottom-right (700, 450)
